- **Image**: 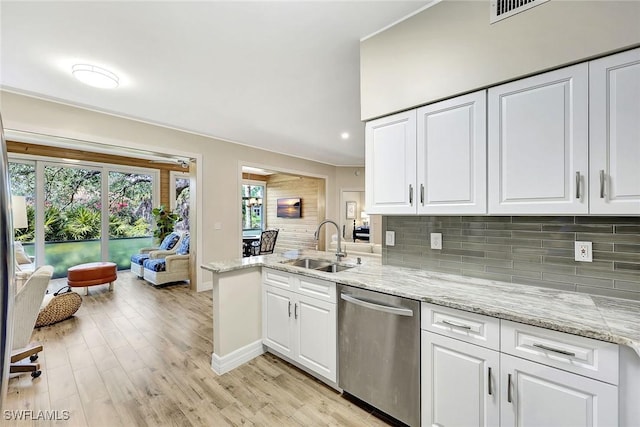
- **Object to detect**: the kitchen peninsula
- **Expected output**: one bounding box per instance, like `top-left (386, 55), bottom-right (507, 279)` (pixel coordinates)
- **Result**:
top-left (202, 250), bottom-right (640, 425)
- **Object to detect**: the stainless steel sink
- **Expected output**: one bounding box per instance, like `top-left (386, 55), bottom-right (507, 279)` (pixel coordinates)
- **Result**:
top-left (314, 264), bottom-right (353, 273)
top-left (283, 258), bottom-right (331, 269)
top-left (280, 258), bottom-right (354, 273)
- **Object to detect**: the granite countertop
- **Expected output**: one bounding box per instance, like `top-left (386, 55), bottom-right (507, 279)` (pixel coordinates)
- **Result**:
top-left (202, 250), bottom-right (640, 357)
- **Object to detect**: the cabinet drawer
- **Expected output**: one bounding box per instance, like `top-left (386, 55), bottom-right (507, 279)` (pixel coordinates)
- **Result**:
top-left (421, 303), bottom-right (500, 350)
top-left (501, 320), bottom-right (619, 384)
top-left (262, 268), bottom-right (293, 290)
top-left (297, 275), bottom-right (336, 303)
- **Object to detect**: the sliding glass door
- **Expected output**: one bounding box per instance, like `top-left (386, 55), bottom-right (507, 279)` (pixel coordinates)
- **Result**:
top-left (108, 171), bottom-right (154, 270)
top-left (8, 156), bottom-right (159, 278)
top-left (43, 164), bottom-right (102, 277)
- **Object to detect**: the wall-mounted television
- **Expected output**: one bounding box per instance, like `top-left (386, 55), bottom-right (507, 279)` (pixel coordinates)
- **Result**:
top-left (277, 198), bottom-right (301, 218)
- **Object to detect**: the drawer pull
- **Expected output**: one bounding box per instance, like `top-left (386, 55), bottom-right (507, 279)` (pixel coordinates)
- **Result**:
top-left (441, 319), bottom-right (472, 330)
top-left (533, 343), bottom-right (576, 357)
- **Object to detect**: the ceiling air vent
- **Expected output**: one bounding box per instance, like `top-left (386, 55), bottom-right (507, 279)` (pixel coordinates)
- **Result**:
top-left (491, 0), bottom-right (549, 24)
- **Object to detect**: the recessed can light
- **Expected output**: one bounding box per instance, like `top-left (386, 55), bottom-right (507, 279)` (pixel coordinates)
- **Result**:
top-left (341, 132), bottom-right (350, 140)
top-left (72, 64), bottom-right (119, 89)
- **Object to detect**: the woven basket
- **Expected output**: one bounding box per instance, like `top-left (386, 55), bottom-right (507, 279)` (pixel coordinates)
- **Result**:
top-left (35, 287), bottom-right (83, 328)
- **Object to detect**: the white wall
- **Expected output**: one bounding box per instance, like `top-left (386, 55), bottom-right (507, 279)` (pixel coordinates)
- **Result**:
top-left (0, 91), bottom-right (339, 290)
top-left (361, 0), bottom-right (640, 120)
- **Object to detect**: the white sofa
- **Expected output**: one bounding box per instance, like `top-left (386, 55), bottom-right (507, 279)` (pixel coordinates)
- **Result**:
top-left (14, 242), bottom-right (36, 290)
top-left (14, 242), bottom-right (35, 272)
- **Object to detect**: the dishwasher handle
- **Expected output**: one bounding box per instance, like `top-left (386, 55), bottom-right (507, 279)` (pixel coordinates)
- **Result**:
top-left (340, 293), bottom-right (414, 317)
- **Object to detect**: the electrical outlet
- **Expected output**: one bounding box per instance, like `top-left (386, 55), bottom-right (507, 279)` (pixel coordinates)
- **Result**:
top-left (386, 231), bottom-right (395, 247)
top-left (575, 241), bottom-right (593, 262)
top-left (431, 233), bottom-right (442, 250)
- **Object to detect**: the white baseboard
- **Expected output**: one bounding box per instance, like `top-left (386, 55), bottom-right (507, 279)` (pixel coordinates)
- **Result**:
top-left (197, 280), bottom-right (213, 292)
top-left (211, 340), bottom-right (264, 375)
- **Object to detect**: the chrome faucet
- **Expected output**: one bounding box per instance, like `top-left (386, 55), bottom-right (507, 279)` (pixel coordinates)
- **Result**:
top-left (314, 220), bottom-right (347, 262)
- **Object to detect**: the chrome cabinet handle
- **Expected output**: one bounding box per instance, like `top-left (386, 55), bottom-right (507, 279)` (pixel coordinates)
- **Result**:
top-left (294, 303), bottom-right (298, 319)
top-left (507, 374), bottom-right (513, 403)
top-left (575, 171), bottom-right (581, 199)
top-left (488, 367), bottom-right (492, 396)
top-left (599, 170), bottom-right (605, 199)
top-left (441, 319), bottom-right (472, 330)
top-left (288, 301), bottom-right (291, 318)
top-left (420, 184), bottom-right (425, 205)
top-left (409, 184), bottom-right (414, 206)
top-left (533, 343), bottom-right (576, 357)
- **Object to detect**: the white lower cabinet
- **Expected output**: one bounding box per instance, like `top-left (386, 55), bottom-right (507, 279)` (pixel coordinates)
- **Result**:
top-left (293, 293), bottom-right (336, 381)
top-left (422, 330), bottom-right (500, 427)
top-left (501, 353), bottom-right (617, 427)
top-left (421, 303), bottom-right (620, 427)
top-left (262, 269), bottom-right (337, 383)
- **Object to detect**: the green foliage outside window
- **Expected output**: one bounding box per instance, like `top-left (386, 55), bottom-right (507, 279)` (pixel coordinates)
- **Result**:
top-left (10, 162), bottom-right (156, 242)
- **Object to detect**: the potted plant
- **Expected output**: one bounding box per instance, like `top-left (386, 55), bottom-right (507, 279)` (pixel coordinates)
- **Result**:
top-left (151, 205), bottom-right (181, 244)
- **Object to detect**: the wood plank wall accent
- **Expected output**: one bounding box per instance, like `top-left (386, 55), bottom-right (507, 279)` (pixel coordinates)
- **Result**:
top-left (7, 141), bottom-right (186, 208)
top-left (242, 173), bottom-right (268, 182)
top-left (266, 174), bottom-right (325, 252)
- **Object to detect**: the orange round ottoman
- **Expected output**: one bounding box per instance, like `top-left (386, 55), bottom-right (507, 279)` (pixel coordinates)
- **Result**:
top-left (67, 262), bottom-right (117, 295)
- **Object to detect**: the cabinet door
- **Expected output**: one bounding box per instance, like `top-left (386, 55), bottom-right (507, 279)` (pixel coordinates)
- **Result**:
top-left (589, 48), bottom-right (640, 214)
top-left (422, 331), bottom-right (500, 427)
top-left (365, 110), bottom-right (417, 214)
top-left (501, 354), bottom-right (618, 427)
top-left (262, 285), bottom-right (294, 357)
top-left (488, 64), bottom-right (589, 214)
top-left (294, 294), bottom-right (337, 382)
top-left (417, 91), bottom-right (487, 214)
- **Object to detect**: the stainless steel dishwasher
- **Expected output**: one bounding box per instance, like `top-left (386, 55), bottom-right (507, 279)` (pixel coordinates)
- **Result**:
top-left (338, 284), bottom-right (420, 427)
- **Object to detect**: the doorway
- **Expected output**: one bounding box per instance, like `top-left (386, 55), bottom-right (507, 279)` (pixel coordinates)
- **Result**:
top-left (240, 165), bottom-right (327, 256)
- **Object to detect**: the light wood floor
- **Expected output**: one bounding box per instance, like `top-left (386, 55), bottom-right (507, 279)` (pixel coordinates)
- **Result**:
top-left (4, 272), bottom-right (392, 426)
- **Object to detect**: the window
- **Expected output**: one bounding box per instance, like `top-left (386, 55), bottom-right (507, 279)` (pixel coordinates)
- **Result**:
top-left (170, 171), bottom-right (190, 232)
top-left (9, 161), bottom-right (36, 259)
top-left (242, 181), bottom-right (265, 236)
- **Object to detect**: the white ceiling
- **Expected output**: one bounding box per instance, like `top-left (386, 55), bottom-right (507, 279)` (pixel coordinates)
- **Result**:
top-left (0, 1), bottom-right (430, 166)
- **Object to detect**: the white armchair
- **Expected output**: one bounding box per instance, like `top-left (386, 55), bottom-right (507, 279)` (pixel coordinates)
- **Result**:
top-left (143, 234), bottom-right (190, 286)
top-left (130, 232), bottom-right (184, 278)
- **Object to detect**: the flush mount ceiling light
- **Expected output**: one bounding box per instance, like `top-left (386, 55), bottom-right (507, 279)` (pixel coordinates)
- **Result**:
top-left (341, 132), bottom-right (350, 140)
top-left (72, 64), bottom-right (119, 89)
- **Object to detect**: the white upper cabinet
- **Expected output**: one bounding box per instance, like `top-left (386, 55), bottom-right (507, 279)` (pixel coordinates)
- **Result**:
top-left (365, 110), bottom-right (417, 214)
top-left (488, 63), bottom-right (589, 214)
top-left (589, 48), bottom-right (640, 215)
top-left (365, 91), bottom-right (486, 215)
top-left (417, 91), bottom-right (487, 214)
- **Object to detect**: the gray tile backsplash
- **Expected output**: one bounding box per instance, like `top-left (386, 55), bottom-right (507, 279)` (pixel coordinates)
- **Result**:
top-left (383, 216), bottom-right (640, 300)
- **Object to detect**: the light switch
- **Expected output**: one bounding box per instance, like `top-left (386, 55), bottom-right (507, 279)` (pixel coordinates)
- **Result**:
top-left (386, 231), bottom-right (395, 246)
top-left (431, 233), bottom-right (442, 250)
